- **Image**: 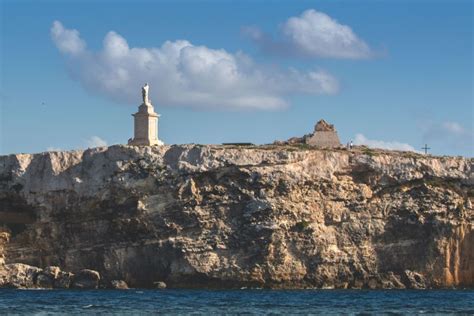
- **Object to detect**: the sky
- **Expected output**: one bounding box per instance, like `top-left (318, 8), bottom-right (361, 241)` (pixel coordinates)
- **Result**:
top-left (1, 0), bottom-right (473, 156)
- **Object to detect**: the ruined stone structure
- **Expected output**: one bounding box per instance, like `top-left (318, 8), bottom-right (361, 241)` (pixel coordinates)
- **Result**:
top-left (128, 83), bottom-right (163, 146)
top-left (306, 119), bottom-right (341, 148)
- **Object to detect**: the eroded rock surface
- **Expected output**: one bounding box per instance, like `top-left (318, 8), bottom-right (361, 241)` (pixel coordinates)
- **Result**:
top-left (0, 144), bottom-right (472, 289)
top-left (72, 269), bottom-right (101, 289)
top-left (111, 279), bottom-right (129, 289)
top-left (0, 263), bottom-right (96, 289)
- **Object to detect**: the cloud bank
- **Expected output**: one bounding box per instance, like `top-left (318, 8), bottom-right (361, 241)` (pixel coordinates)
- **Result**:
top-left (244, 9), bottom-right (373, 59)
top-left (354, 134), bottom-right (416, 151)
top-left (51, 21), bottom-right (338, 110)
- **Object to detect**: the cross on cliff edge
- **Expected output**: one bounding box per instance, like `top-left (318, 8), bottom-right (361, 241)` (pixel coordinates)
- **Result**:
top-left (421, 144), bottom-right (431, 154)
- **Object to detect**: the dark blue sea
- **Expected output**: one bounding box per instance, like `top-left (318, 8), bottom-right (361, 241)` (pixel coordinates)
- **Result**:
top-left (0, 289), bottom-right (473, 315)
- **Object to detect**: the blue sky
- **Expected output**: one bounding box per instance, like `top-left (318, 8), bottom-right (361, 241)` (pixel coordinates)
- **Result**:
top-left (1, 0), bottom-right (472, 156)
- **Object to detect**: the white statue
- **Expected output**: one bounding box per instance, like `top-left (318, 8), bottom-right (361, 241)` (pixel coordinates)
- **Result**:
top-left (142, 83), bottom-right (150, 104)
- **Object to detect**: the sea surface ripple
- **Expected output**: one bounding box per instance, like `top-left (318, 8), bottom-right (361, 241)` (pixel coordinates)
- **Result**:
top-left (0, 289), bottom-right (473, 315)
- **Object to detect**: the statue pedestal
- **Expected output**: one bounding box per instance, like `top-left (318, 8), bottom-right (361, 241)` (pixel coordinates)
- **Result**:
top-left (128, 101), bottom-right (163, 146)
top-left (128, 137), bottom-right (164, 146)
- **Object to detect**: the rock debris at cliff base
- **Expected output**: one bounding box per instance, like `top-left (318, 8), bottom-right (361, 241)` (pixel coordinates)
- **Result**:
top-left (0, 144), bottom-right (472, 289)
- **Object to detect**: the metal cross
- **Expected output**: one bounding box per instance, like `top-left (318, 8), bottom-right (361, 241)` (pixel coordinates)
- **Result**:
top-left (421, 144), bottom-right (431, 154)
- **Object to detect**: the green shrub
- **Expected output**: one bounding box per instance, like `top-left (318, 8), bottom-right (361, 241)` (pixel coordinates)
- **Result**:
top-left (362, 147), bottom-right (376, 157)
top-left (294, 220), bottom-right (310, 231)
top-left (289, 143), bottom-right (311, 151)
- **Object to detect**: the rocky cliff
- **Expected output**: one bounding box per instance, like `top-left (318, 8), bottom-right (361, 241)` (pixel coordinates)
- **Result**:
top-left (0, 144), bottom-right (472, 289)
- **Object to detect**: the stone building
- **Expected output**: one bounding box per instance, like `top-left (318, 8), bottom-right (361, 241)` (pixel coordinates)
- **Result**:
top-left (128, 84), bottom-right (163, 146)
top-left (305, 119), bottom-right (341, 148)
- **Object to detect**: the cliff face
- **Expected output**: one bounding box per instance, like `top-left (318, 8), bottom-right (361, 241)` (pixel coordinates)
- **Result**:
top-left (0, 145), bottom-right (472, 289)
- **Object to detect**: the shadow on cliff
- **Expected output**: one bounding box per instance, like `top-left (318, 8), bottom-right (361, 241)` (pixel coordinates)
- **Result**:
top-left (373, 187), bottom-right (473, 288)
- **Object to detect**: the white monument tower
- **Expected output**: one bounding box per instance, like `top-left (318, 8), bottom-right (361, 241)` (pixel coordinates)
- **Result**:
top-left (128, 83), bottom-right (163, 146)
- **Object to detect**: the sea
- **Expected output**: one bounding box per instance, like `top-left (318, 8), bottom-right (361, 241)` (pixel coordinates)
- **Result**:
top-left (0, 289), bottom-right (473, 315)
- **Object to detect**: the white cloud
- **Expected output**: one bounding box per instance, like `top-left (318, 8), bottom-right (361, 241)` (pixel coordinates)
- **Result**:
top-left (51, 21), bottom-right (86, 56)
top-left (51, 21), bottom-right (339, 110)
top-left (283, 9), bottom-right (372, 59)
top-left (354, 134), bottom-right (416, 152)
top-left (245, 9), bottom-right (373, 59)
top-left (85, 136), bottom-right (107, 148)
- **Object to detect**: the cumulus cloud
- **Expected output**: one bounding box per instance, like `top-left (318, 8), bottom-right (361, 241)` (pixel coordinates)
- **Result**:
top-left (85, 136), bottom-right (107, 148)
top-left (244, 9), bottom-right (373, 59)
top-left (354, 134), bottom-right (416, 151)
top-left (51, 21), bottom-right (339, 110)
top-left (51, 21), bottom-right (86, 56)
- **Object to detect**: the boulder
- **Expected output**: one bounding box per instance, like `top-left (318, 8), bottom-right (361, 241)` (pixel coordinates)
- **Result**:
top-left (402, 270), bottom-right (427, 289)
top-left (43, 266), bottom-right (61, 279)
top-left (110, 280), bottom-right (129, 289)
top-left (54, 271), bottom-right (74, 289)
top-left (0, 263), bottom-right (42, 288)
top-left (36, 273), bottom-right (54, 288)
top-left (71, 269), bottom-right (100, 289)
top-left (35, 266), bottom-right (62, 288)
top-left (382, 272), bottom-right (406, 289)
top-left (367, 278), bottom-right (379, 289)
top-left (153, 281), bottom-right (167, 289)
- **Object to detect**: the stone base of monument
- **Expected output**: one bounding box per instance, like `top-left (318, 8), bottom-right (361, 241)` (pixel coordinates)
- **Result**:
top-left (128, 138), bottom-right (164, 146)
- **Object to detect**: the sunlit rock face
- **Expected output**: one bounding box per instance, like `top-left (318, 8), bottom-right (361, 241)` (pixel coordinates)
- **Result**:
top-left (0, 145), bottom-right (472, 289)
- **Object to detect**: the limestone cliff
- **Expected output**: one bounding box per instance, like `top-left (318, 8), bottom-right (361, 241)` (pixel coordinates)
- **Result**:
top-left (0, 144), bottom-right (472, 289)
